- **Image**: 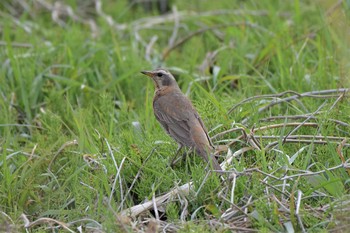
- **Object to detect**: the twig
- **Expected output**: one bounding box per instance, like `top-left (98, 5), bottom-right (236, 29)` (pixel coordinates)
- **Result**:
top-left (328, 89), bottom-right (346, 111)
top-left (282, 101), bottom-right (327, 144)
top-left (228, 89), bottom-right (349, 124)
top-left (279, 160), bottom-right (350, 181)
top-left (162, 22), bottom-right (266, 60)
top-left (21, 214), bottom-right (75, 232)
top-left (241, 88), bottom-right (349, 124)
top-left (211, 126), bottom-right (246, 141)
top-left (336, 138), bottom-right (350, 176)
top-left (265, 139), bottom-right (350, 150)
top-left (254, 135), bottom-right (349, 141)
top-left (271, 195), bottom-right (290, 213)
top-left (228, 90), bottom-right (300, 114)
top-left (119, 182), bottom-right (193, 217)
top-left (221, 147), bottom-right (254, 170)
top-left (247, 127), bottom-right (262, 150)
top-left (178, 192), bottom-right (189, 221)
top-left (259, 179), bottom-right (290, 198)
top-left (255, 122), bottom-right (319, 132)
top-left (260, 115), bottom-right (349, 127)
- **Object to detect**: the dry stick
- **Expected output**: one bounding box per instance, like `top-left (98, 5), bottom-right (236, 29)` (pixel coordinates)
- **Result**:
top-left (244, 195), bottom-right (253, 223)
top-left (329, 89), bottom-right (347, 110)
top-left (245, 89), bottom-right (349, 125)
top-left (214, 122), bottom-right (319, 153)
top-left (247, 127), bottom-right (262, 150)
top-left (236, 162), bottom-right (350, 182)
top-left (221, 147), bottom-right (254, 170)
top-left (212, 127), bottom-right (246, 141)
top-left (219, 195), bottom-right (250, 218)
top-left (255, 122), bottom-right (319, 132)
top-left (229, 88), bottom-right (350, 124)
top-left (162, 221), bottom-right (180, 232)
top-left (279, 160), bottom-right (350, 181)
top-left (271, 194), bottom-right (290, 213)
top-left (337, 139), bottom-right (350, 176)
top-left (236, 168), bottom-right (280, 180)
top-left (255, 135), bottom-right (348, 141)
top-left (260, 115), bottom-right (349, 127)
top-left (228, 90), bottom-right (300, 114)
top-left (119, 182), bottom-right (193, 217)
top-left (265, 139), bottom-right (350, 150)
top-left (21, 214), bottom-right (75, 233)
top-left (259, 179), bottom-right (289, 198)
top-left (162, 22), bottom-right (262, 60)
top-left (221, 195), bottom-right (257, 221)
top-left (66, 218), bottom-right (103, 229)
top-left (179, 193), bottom-right (189, 221)
top-left (282, 100), bottom-right (327, 144)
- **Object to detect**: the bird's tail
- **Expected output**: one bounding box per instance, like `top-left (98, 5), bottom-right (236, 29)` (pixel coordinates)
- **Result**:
top-left (196, 147), bottom-right (222, 171)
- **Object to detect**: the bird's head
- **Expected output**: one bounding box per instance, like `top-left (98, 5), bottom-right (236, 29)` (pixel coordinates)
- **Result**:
top-left (141, 69), bottom-right (178, 89)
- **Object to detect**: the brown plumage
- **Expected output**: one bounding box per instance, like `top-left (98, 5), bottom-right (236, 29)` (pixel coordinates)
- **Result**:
top-left (141, 68), bottom-right (222, 171)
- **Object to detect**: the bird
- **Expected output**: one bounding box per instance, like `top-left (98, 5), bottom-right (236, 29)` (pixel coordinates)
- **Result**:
top-left (141, 68), bottom-right (222, 171)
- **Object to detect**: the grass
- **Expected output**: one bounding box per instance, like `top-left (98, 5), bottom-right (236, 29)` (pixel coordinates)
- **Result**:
top-left (0, 0), bottom-right (349, 232)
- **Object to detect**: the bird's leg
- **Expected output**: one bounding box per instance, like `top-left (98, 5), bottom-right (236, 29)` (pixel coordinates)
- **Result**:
top-left (170, 144), bottom-right (185, 167)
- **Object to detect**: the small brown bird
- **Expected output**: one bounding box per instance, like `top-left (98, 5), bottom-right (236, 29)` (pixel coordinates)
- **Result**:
top-left (141, 68), bottom-right (222, 171)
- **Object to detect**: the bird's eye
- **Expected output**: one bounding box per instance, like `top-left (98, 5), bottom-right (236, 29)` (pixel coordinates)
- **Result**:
top-left (157, 72), bottom-right (163, 77)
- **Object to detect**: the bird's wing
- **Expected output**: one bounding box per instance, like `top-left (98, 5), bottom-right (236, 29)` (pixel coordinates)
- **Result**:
top-left (195, 112), bottom-right (214, 148)
top-left (153, 92), bottom-right (197, 147)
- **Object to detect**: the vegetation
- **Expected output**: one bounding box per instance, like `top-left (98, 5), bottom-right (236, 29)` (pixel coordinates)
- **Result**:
top-left (0, 0), bottom-right (349, 232)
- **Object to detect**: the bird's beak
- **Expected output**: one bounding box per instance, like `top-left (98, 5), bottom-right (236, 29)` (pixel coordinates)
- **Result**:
top-left (141, 71), bottom-right (154, 78)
